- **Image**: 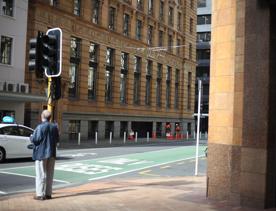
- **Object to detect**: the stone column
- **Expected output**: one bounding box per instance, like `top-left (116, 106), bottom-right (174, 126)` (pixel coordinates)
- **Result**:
top-left (161, 122), bottom-right (166, 137)
top-left (114, 121), bottom-right (120, 139)
top-left (208, 0), bottom-right (271, 209)
top-left (80, 120), bottom-right (88, 141)
top-left (61, 120), bottom-right (69, 142)
top-left (98, 120), bottom-right (105, 139)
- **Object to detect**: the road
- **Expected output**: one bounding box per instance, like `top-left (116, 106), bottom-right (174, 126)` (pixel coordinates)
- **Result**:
top-left (0, 143), bottom-right (207, 196)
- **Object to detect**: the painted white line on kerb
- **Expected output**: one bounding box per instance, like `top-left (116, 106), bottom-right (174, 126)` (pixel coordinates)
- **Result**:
top-left (0, 171), bottom-right (70, 184)
top-left (88, 155), bottom-right (205, 181)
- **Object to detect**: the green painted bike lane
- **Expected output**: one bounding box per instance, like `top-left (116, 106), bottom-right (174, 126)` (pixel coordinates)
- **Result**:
top-left (0, 146), bottom-right (206, 183)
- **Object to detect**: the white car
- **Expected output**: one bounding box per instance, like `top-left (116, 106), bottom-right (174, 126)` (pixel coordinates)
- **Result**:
top-left (0, 124), bottom-right (34, 162)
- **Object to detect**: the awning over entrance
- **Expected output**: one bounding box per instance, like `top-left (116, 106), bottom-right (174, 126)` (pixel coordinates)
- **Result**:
top-left (0, 91), bottom-right (46, 102)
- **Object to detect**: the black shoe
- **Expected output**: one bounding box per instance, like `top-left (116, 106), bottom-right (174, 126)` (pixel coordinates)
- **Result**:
top-left (33, 196), bottom-right (45, 200)
top-left (45, 195), bottom-right (52, 199)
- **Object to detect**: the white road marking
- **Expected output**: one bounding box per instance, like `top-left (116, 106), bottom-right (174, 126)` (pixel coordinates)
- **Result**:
top-left (55, 163), bottom-right (122, 175)
top-left (0, 171), bottom-right (70, 184)
top-left (0, 190), bottom-right (7, 195)
top-left (88, 156), bottom-right (205, 181)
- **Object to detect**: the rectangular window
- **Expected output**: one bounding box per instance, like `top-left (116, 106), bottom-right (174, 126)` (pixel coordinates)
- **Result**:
top-left (190, 18), bottom-right (193, 34)
top-left (147, 25), bottom-right (153, 46)
top-left (168, 7), bottom-right (174, 26)
top-left (197, 15), bottom-right (211, 25)
top-left (88, 43), bottom-right (98, 100)
top-left (197, 32), bottom-right (211, 42)
top-left (166, 66), bottom-right (172, 108)
top-left (69, 37), bottom-right (81, 98)
top-left (177, 12), bottom-right (181, 31)
top-left (123, 13), bottom-right (130, 37)
top-left (177, 39), bottom-right (180, 56)
top-left (136, 19), bottom-right (142, 40)
top-left (92, 0), bottom-right (100, 24)
top-left (74, 0), bottom-right (81, 16)
top-left (145, 60), bottom-right (152, 106)
top-left (133, 56), bottom-right (141, 105)
top-left (69, 63), bottom-right (79, 98)
top-left (0, 36), bottom-right (12, 65)
top-left (158, 30), bottom-right (163, 47)
top-left (156, 63), bottom-right (162, 107)
top-left (189, 43), bottom-right (192, 59)
top-left (174, 69), bottom-right (180, 109)
top-left (148, 0), bottom-right (153, 16)
top-left (196, 49), bottom-right (210, 60)
top-left (2, 0), bottom-right (14, 16)
top-left (137, 0), bottom-right (143, 11)
top-left (197, 0), bottom-right (206, 7)
top-left (159, 1), bottom-right (164, 21)
top-left (50, 0), bottom-right (59, 7)
top-left (108, 7), bottom-right (116, 30)
top-left (105, 48), bottom-right (115, 102)
top-left (187, 72), bottom-right (192, 110)
top-left (168, 34), bottom-right (173, 53)
top-left (120, 52), bottom-right (128, 104)
top-left (70, 37), bottom-right (81, 59)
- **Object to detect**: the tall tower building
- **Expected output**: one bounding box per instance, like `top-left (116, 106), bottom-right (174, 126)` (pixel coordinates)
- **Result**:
top-left (195, 0), bottom-right (211, 133)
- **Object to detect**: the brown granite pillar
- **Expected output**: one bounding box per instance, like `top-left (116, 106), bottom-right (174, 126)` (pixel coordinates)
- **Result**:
top-left (208, 0), bottom-right (275, 208)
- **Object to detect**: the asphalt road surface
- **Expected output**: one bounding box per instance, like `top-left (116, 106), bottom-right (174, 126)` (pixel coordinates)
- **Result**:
top-left (0, 143), bottom-right (207, 196)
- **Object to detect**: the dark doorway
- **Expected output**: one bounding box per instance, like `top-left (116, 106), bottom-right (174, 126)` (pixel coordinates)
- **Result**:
top-left (88, 121), bottom-right (98, 139)
top-left (131, 122), bottom-right (153, 138)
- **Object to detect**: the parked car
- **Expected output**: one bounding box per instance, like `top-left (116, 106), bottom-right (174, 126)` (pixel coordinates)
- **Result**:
top-left (0, 124), bottom-right (34, 162)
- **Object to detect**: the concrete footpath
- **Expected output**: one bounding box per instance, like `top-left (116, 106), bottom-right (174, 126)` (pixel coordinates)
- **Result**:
top-left (0, 176), bottom-right (266, 211)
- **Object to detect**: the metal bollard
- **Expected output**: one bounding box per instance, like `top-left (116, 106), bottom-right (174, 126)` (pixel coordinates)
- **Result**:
top-left (110, 132), bottom-right (112, 144)
top-left (78, 132), bottom-right (81, 145)
top-left (147, 132), bottom-right (149, 142)
top-left (186, 131), bottom-right (189, 139)
top-left (95, 132), bottom-right (98, 145)
top-left (135, 132), bottom-right (138, 143)
top-left (123, 131), bottom-right (126, 144)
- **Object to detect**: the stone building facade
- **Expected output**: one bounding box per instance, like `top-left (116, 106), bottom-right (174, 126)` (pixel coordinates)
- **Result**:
top-left (208, 0), bottom-right (276, 208)
top-left (25, 0), bottom-right (196, 142)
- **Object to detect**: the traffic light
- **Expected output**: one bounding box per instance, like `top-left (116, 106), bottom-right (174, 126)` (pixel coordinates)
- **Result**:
top-left (28, 32), bottom-right (44, 78)
top-left (50, 76), bottom-right (61, 100)
top-left (42, 34), bottom-right (57, 76)
top-left (44, 28), bottom-right (62, 77)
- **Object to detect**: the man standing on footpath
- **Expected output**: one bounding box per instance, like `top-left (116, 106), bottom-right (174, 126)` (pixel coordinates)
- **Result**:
top-left (31, 110), bottom-right (59, 200)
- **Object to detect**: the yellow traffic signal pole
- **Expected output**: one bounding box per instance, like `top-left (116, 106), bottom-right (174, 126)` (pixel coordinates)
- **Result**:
top-left (47, 77), bottom-right (53, 122)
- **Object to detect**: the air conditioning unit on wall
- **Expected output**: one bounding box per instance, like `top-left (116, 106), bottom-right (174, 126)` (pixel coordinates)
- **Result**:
top-left (6, 82), bottom-right (17, 92)
top-left (18, 83), bottom-right (29, 94)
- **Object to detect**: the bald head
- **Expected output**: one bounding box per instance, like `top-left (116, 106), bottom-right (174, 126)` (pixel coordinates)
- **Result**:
top-left (41, 110), bottom-right (51, 122)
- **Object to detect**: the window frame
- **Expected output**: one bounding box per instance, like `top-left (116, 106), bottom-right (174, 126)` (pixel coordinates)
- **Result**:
top-left (0, 35), bottom-right (13, 65)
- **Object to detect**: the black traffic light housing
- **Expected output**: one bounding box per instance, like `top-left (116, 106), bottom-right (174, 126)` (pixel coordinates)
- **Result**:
top-left (42, 34), bottom-right (57, 76)
top-left (45, 28), bottom-right (62, 77)
top-left (50, 76), bottom-right (61, 100)
top-left (28, 32), bottom-right (44, 78)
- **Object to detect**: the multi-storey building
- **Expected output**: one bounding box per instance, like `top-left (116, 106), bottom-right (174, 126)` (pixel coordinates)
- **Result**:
top-left (194, 0), bottom-right (211, 133)
top-left (25, 0), bottom-right (197, 141)
top-left (0, 0), bottom-right (45, 124)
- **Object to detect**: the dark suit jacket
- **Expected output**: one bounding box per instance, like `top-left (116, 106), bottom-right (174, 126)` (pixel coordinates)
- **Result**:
top-left (31, 121), bottom-right (59, 160)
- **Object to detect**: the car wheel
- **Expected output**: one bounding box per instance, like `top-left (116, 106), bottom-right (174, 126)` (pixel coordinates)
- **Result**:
top-left (0, 148), bottom-right (6, 163)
